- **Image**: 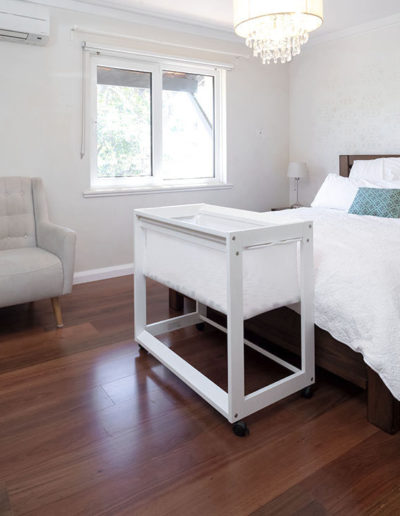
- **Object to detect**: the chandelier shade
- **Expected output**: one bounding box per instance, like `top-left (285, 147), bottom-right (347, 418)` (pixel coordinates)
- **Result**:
top-left (234, 0), bottom-right (323, 64)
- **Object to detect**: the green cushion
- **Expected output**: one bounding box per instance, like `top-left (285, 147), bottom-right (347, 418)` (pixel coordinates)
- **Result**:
top-left (349, 187), bottom-right (400, 218)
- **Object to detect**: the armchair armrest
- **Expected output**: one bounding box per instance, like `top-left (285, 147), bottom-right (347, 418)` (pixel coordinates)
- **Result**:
top-left (37, 222), bottom-right (77, 294)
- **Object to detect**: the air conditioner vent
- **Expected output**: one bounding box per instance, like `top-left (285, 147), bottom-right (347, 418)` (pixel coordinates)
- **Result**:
top-left (0, 28), bottom-right (28, 40)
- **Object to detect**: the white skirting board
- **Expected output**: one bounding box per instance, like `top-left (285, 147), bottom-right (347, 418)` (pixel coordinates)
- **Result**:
top-left (73, 263), bottom-right (133, 284)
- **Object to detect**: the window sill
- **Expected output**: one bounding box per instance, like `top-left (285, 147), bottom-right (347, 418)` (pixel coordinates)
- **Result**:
top-left (83, 183), bottom-right (233, 198)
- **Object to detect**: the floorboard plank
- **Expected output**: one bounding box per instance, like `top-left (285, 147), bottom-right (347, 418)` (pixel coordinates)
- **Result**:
top-left (0, 483), bottom-right (13, 516)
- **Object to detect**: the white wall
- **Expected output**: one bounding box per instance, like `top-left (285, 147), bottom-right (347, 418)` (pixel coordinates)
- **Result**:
top-left (0, 6), bottom-right (290, 274)
top-left (289, 23), bottom-right (400, 205)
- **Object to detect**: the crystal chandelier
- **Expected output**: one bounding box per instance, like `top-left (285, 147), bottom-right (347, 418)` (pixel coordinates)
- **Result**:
top-left (234, 0), bottom-right (323, 64)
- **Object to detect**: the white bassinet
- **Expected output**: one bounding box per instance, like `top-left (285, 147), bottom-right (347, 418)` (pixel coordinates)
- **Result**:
top-left (134, 204), bottom-right (314, 435)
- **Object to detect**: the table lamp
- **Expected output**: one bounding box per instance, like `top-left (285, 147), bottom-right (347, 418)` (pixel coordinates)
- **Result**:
top-left (287, 162), bottom-right (309, 208)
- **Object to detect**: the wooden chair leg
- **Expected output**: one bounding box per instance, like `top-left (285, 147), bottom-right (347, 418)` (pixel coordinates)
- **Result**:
top-left (51, 297), bottom-right (64, 328)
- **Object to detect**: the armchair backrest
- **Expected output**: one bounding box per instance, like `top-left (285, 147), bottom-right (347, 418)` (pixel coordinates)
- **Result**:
top-left (0, 177), bottom-right (37, 250)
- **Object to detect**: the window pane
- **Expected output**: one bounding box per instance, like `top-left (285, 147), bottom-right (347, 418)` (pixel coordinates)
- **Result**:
top-left (97, 66), bottom-right (151, 178)
top-left (162, 71), bottom-right (214, 180)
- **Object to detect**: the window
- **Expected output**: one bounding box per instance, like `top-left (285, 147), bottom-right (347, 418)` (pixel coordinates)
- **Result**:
top-left (96, 66), bottom-right (152, 179)
top-left (89, 55), bottom-right (227, 192)
top-left (162, 71), bottom-right (214, 180)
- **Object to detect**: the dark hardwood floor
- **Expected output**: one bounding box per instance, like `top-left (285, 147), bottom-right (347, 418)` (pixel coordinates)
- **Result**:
top-left (0, 276), bottom-right (399, 515)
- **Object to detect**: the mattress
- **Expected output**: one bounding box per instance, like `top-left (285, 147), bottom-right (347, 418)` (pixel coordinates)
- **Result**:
top-left (142, 206), bottom-right (305, 320)
top-left (264, 207), bottom-right (400, 401)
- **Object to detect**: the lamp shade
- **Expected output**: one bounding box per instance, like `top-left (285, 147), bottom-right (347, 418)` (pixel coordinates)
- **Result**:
top-left (234, 0), bottom-right (324, 38)
top-left (287, 162), bottom-right (309, 179)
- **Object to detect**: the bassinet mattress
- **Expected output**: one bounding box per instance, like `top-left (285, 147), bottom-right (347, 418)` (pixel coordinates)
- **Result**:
top-left (141, 205), bottom-right (304, 320)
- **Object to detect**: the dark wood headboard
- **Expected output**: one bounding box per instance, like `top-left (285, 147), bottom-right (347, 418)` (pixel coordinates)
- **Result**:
top-left (339, 155), bottom-right (400, 178)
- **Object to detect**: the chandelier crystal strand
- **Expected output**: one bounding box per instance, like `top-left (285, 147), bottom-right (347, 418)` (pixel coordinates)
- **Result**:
top-left (245, 15), bottom-right (310, 64)
top-left (234, 1), bottom-right (323, 64)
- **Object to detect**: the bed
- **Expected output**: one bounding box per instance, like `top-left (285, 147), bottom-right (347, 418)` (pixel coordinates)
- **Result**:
top-left (169, 155), bottom-right (400, 434)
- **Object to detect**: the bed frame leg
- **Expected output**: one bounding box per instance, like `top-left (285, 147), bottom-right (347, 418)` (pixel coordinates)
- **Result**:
top-left (169, 289), bottom-right (184, 312)
top-left (367, 367), bottom-right (400, 434)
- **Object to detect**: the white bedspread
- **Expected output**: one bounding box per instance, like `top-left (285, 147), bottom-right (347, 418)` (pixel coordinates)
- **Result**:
top-left (264, 208), bottom-right (400, 401)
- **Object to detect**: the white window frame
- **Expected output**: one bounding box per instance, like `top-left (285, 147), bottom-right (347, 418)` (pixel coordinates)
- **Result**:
top-left (88, 53), bottom-right (227, 194)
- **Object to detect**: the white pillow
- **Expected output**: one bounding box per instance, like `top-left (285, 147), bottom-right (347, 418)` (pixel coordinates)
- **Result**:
top-left (350, 159), bottom-right (384, 183)
top-left (383, 158), bottom-right (400, 182)
top-left (311, 174), bottom-right (359, 211)
top-left (352, 177), bottom-right (400, 189)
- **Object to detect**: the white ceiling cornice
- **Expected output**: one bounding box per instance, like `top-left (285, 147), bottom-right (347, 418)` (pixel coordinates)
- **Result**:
top-left (308, 11), bottom-right (400, 47)
top-left (26, 0), bottom-right (400, 48)
top-left (26, 0), bottom-right (241, 43)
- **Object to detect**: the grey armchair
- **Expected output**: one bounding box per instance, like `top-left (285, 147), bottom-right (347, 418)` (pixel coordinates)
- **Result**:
top-left (0, 177), bottom-right (76, 327)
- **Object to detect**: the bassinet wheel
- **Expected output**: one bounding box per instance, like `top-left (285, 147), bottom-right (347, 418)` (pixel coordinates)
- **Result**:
top-left (302, 386), bottom-right (314, 399)
top-left (232, 421), bottom-right (249, 437)
top-left (196, 323), bottom-right (206, 331)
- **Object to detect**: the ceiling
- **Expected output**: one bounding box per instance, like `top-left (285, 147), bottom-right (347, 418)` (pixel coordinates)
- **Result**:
top-left (73, 0), bottom-right (400, 36)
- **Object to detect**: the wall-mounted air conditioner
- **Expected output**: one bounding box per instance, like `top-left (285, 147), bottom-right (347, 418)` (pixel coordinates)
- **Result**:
top-left (0, 0), bottom-right (49, 45)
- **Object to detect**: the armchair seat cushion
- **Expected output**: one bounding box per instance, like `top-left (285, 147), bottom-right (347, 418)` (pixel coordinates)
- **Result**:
top-left (0, 248), bottom-right (63, 308)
